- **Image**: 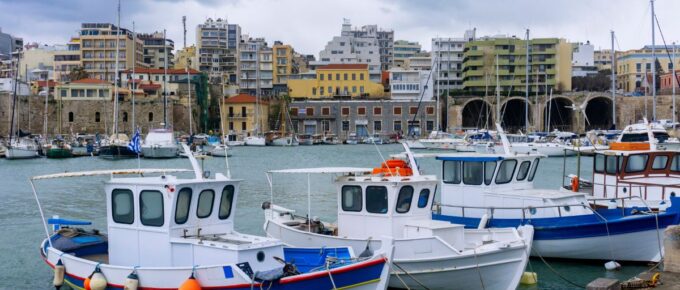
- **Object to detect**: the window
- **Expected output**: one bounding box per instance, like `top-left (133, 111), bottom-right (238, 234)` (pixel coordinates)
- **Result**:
top-left (516, 161), bottom-right (531, 181)
top-left (341, 107), bottom-right (350, 116)
top-left (175, 188), bottom-right (192, 224)
top-left (417, 189), bottom-right (430, 208)
top-left (336, 73), bottom-right (340, 80)
top-left (393, 107), bottom-right (402, 115)
top-left (68, 112), bottom-right (74, 122)
top-left (352, 86), bottom-right (357, 93)
top-left (312, 87), bottom-right (317, 96)
top-left (328, 74), bottom-right (332, 80)
top-left (605, 155), bottom-right (619, 174)
top-left (495, 160), bottom-right (517, 184)
top-left (344, 73), bottom-right (348, 80)
top-left (242, 122), bottom-right (247, 130)
top-left (652, 155), bottom-right (669, 170)
top-left (595, 154), bottom-right (605, 173)
top-left (320, 74), bottom-right (324, 80)
top-left (342, 120), bottom-right (349, 131)
top-left (396, 186), bottom-right (414, 213)
top-left (672, 154), bottom-right (680, 172)
top-left (291, 107), bottom-right (298, 116)
top-left (394, 120), bottom-right (402, 131)
top-left (320, 87), bottom-right (324, 95)
top-left (443, 160), bottom-right (461, 184)
top-left (426, 121), bottom-right (434, 131)
top-left (360, 73), bottom-right (364, 80)
top-left (528, 159), bottom-right (540, 181)
top-left (122, 112), bottom-right (128, 122)
top-left (140, 190), bottom-right (164, 227)
top-left (241, 106), bottom-right (247, 117)
top-left (360, 86), bottom-right (364, 93)
top-left (409, 107), bottom-right (418, 114)
top-left (322, 107), bottom-right (330, 116)
top-left (426, 106), bottom-right (435, 115)
top-left (352, 73), bottom-right (356, 80)
top-left (197, 189), bottom-right (215, 218)
top-left (148, 112), bottom-right (153, 122)
top-left (358, 107), bottom-right (366, 115)
top-left (484, 161), bottom-right (497, 185)
top-left (60, 89), bottom-right (67, 97)
top-left (112, 189), bottom-right (134, 224)
top-left (229, 122), bottom-right (234, 130)
top-left (373, 107), bottom-right (382, 115)
top-left (341, 186), bottom-right (362, 212)
top-left (463, 161), bottom-right (483, 185)
top-left (374, 121), bottom-right (382, 132)
top-left (625, 154), bottom-right (649, 173)
top-left (219, 185), bottom-right (235, 219)
top-left (366, 186), bottom-right (388, 214)
top-left (95, 112), bottom-right (101, 122)
top-left (306, 107), bottom-right (314, 116)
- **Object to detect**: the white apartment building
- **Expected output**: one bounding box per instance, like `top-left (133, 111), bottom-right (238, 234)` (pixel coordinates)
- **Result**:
top-left (238, 37), bottom-right (273, 96)
top-left (432, 29), bottom-right (476, 95)
top-left (196, 18), bottom-right (241, 90)
top-left (389, 68), bottom-right (433, 101)
top-left (394, 40), bottom-right (421, 68)
top-left (405, 52), bottom-right (432, 71)
top-left (572, 41), bottom-right (597, 77)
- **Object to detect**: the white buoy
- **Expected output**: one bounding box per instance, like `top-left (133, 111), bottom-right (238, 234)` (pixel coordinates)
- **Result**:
top-left (604, 260), bottom-right (621, 271)
top-left (89, 267), bottom-right (108, 290)
top-left (53, 259), bottom-right (65, 289)
top-left (124, 271), bottom-right (139, 290)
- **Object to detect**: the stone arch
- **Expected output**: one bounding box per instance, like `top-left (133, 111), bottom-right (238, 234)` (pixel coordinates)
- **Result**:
top-left (500, 97), bottom-right (531, 132)
top-left (461, 98), bottom-right (494, 128)
top-left (585, 96), bottom-right (613, 130)
top-left (544, 97), bottom-right (573, 131)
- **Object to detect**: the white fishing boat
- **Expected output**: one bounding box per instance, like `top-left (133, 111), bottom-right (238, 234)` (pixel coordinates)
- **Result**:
top-left (418, 131), bottom-right (464, 150)
top-left (298, 134), bottom-right (314, 145)
top-left (263, 144), bottom-right (534, 290)
top-left (362, 134), bottom-right (383, 145)
top-left (616, 121), bottom-right (680, 151)
top-left (141, 128), bottom-right (178, 158)
top-left (34, 144), bottom-right (393, 290)
top-left (244, 135), bottom-right (266, 146)
top-left (225, 134), bottom-right (245, 146)
top-left (322, 134), bottom-right (340, 145)
top-left (209, 144), bottom-right (232, 157)
top-left (6, 137), bottom-right (40, 159)
top-left (345, 133), bottom-right (359, 145)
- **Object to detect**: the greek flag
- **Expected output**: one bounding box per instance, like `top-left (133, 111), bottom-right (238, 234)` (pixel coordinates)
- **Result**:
top-left (128, 128), bottom-right (141, 154)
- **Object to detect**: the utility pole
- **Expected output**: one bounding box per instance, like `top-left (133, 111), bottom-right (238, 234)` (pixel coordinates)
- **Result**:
top-left (611, 31), bottom-right (616, 128)
top-left (651, 0), bottom-right (657, 120)
top-left (525, 29), bottom-right (530, 133)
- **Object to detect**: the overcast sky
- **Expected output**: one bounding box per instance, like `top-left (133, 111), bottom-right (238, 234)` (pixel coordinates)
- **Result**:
top-left (1, 0), bottom-right (679, 55)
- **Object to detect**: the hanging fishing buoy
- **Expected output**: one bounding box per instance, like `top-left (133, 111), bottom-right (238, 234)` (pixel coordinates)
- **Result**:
top-left (89, 267), bottom-right (108, 290)
top-left (124, 270), bottom-right (139, 290)
top-left (179, 273), bottom-right (202, 290)
top-left (53, 259), bottom-right (65, 289)
top-left (84, 273), bottom-right (92, 290)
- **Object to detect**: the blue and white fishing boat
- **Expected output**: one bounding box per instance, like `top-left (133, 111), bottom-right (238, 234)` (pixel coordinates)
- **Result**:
top-left (263, 144), bottom-right (534, 290)
top-left (430, 124), bottom-right (680, 262)
top-left (33, 145), bottom-right (393, 290)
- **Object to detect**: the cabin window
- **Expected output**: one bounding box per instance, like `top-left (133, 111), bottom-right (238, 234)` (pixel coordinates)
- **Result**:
top-left (418, 189), bottom-right (430, 208)
top-left (652, 155), bottom-right (669, 170)
top-left (463, 161), bottom-right (483, 185)
top-left (197, 189), bottom-right (215, 218)
top-left (625, 154), bottom-right (649, 173)
top-left (528, 159), bottom-right (540, 181)
top-left (219, 185), bottom-right (235, 220)
top-left (594, 154), bottom-right (605, 173)
top-left (672, 155), bottom-right (680, 172)
top-left (175, 188), bottom-right (192, 224)
top-left (516, 161), bottom-right (531, 181)
top-left (484, 161), bottom-right (497, 185)
top-left (140, 190), bottom-right (164, 227)
top-left (396, 186), bottom-right (414, 213)
top-left (366, 186), bottom-right (388, 214)
top-left (495, 160), bottom-right (517, 184)
top-left (341, 186), bottom-right (362, 212)
top-left (606, 155), bottom-right (619, 174)
top-left (112, 189), bottom-right (134, 224)
top-left (443, 160), bottom-right (461, 184)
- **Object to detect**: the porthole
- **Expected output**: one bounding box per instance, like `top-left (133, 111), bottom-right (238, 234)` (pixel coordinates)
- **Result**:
top-left (257, 251), bottom-right (265, 262)
top-left (529, 207), bottom-right (537, 215)
top-left (563, 205), bottom-right (571, 212)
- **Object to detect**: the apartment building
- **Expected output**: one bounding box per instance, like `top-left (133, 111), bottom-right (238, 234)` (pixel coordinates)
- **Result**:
top-left (222, 93), bottom-right (269, 136)
top-left (238, 37), bottom-right (273, 96)
top-left (432, 29), bottom-right (476, 95)
top-left (272, 42), bottom-right (294, 85)
top-left (54, 38), bottom-right (81, 82)
top-left (138, 31), bottom-right (174, 69)
top-left (404, 52), bottom-right (432, 71)
top-left (462, 36), bottom-right (572, 93)
top-left (616, 45), bottom-right (680, 93)
top-left (79, 23), bottom-right (146, 82)
top-left (287, 64), bottom-right (385, 99)
top-left (350, 23), bottom-right (394, 71)
top-left (572, 41), bottom-right (597, 77)
top-left (594, 49), bottom-right (617, 72)
top-left (389, 68), bottom-right (433, 101)
top-left (393, 40), bottom-right (421, 68)
top-left (0, 27), bottom-right (23, 60)
top-left (196, 18), bottom-right (241, 91)
top-left (20, 44), bottom-right (67, 81)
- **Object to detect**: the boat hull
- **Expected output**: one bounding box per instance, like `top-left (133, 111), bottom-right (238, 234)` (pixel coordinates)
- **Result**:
top-left (99, 145), bottom-right (138, 160)
top-left (402, 139), bottom-right (426, 149)
top-left (244, 136), bottom-right (266, 146)
top-left (271, 137), bottom-right (299, 146)
top-left (5, 147), bottom-right (39, 159)
top-left (46, 148), bottom-right (73, 158)
top-left (141, 145), bottom-right (178, 158)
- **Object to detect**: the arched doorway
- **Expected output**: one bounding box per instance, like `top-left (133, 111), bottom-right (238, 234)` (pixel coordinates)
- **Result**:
top-left (585, 97), bottom-right (613, 130)
top-left (544, 97), bottom-right (573, 132)
top-left (501, 98), bottom-right (531, 133)
top-left (462, 99), bottom-right (493, 129)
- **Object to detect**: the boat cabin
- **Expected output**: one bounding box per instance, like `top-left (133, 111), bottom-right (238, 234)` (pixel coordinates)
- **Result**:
top-left (436, 153), bottom-right (591, 218)
top-left (592, 149), bottom-right (680, 207)
top-left (104, 172), bottom-right (283, 271)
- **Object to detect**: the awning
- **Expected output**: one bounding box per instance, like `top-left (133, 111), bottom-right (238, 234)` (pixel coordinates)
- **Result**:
top-left (268, 167), bottom-right (372, 174)
top-left (31, 168), bottom-right (192, 180)
top-left (435, 156), bottom-right (504, 162)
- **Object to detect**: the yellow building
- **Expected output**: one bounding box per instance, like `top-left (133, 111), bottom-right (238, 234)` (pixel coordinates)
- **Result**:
top-left (616, 45), bottom-right (680, 93)
top-left (79, 23), bottom-right (146, 82)
top-left (174, 45), bottom-right (198, 70)
top-left (287, 64), bottom-right (385, 99)
top-left (222, 93), bottom-right (269, 135)
top-left (273, 42), bottom-right (294, 85)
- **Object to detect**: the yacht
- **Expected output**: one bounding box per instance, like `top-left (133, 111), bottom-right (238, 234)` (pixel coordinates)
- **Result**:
top-left (99, 134), bottom-right (137, 160)
top-left (5, 137), bottom-right (40, 159)
top-left (141, 128), bottom-right (178, 158)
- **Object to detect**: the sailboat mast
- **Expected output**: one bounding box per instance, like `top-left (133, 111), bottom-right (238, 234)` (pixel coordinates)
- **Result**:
top-left (163, 29), bottom-right (168, 127)
top-left (496, 53), bottom-right (500, 124)
top-left (8, 52), bottom-right (21, 144)
top-left (611, 31), bottom-right (616, 128)
top-left (183, 16), bottom-right (193, 135)
top-left (651, 0), bottom-right (656, 121)
top-left (255, 42), bottom-right (261, 135)
top-left (132, 21), bottom-right (136, 132)
top-left (525, 29), bottom-right (530, 133)
top-left (674, 42), bottom-right (677, 125)
top-left (112, 0), bottom-right (121, 136)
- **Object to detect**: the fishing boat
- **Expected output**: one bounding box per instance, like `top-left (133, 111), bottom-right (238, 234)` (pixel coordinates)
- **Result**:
top-left (99, 134), bottom-right (137, 160)
top-left (362, 134), bottom-right (383, 145)
top-left (312, 134), bottom-right (324, 145)
top-left (70, 134), bottom-right (97, 156)
top-left (298, 134), bottom-right (314, 145)
top-left (263, 144), bottom-right (534, 290)
top-left (34, 144), bottom-right (393, 290)
top-left (225, 133), bottom-right (245, 146)
top-left (614, 121), bottom-right (680, 151)
top-left (418, 131), bottom-right (463, 150)
top-left (322, 134), bottom-right (340, 145)
top-left (345, 133), bottom-right (359, 145)
top-left (45, 137), bottom-right (73, 159)
top-left (141, 128), bottom-right (178, 158)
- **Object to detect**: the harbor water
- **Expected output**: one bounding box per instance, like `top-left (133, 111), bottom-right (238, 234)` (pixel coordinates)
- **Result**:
top-left (0, 144), bottom-right (650, 289)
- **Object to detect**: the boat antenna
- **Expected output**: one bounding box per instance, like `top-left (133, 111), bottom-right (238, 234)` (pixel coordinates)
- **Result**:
top-left (495, 122), bottom-right (512, 155)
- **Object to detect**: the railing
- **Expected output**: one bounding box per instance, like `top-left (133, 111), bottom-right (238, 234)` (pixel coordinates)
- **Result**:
top-left (587, 179), bottom-right (680, 201)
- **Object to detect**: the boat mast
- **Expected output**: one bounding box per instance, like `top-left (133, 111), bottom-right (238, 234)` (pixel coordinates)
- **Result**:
top-left (651, 0), bottom-right (657, 121)
top-left (163, 28), bottom-right (168, 128)
top-left (43, 67), bottom-right (48, 140)
top-left (183, 16), bottom-right (193, 136)
top-left (8, 51), bottom-right (21, 145)
top-left (496, 53), bottom-right (500, 125)
top-left (611, 31), bottom-right (616, 128)
top-left (132, 21), bottom-right (136, 133)
top-left (255, 42), bottom-right (261, 136)
top-left (113, 0), bottom-right (121, 137)
top-left (525, 29), bottom-right (530, 133)
top-left (674, 42), bottom-right (677, 125)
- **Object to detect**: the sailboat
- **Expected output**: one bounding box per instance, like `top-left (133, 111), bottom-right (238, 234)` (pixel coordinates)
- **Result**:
top-left (6, 51), bottom-right (39, 159)
top-left (268, 98), bottom-right (298, 146)
top-left (209, 96), bottom-right (232, 156)
top-left (99, 1), bottom-right (136, 160)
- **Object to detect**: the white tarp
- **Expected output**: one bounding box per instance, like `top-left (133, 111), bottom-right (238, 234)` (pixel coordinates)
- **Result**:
top-left (31, 168), bottom-right (191, 180)
top-left (268, 167), bottom-right (372, 174)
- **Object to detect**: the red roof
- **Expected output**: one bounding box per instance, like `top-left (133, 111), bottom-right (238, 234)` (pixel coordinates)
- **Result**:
top-left (34, 80), bottom-right (59, 87)
top-left (224, 94), bottom-right (268, 105)
top-left (122, 67), bottom-right (201, 75)
top-left (71, 78), bottom-right (110, 84)
top-left (139, 84), bottom-right (161, 90)
top-left (318, 64), bottom-right (368, 70)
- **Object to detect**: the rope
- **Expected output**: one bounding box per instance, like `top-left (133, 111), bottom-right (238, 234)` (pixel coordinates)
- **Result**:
top-left (472, 248), bottom-right (486, 290)
top-left (391, 262), bottom-right (430, 290)
top-left (533, 246), bottom-right (585, 288)
top-left (326, 260), bottom-right (338, 290)
top-left (390, 263), bottom-right (411, 290)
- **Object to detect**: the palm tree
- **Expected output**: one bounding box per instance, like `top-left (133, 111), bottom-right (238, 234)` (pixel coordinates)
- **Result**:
top-left (68, 66), bottom-right (89, 81)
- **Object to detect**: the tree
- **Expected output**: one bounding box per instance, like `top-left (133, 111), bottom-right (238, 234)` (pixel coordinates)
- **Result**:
top-left (68, 66), bottom-right (89, 81)
top-left (571, 69), bottom-right (611, 92)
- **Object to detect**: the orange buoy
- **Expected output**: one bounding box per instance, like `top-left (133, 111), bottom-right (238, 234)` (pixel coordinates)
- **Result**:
top-left (571, 176), bottom-right (579, 192)
top-left (179, 273), bottom-right (202, 290)
top-left (84, 274), bottom-right (91, 290)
